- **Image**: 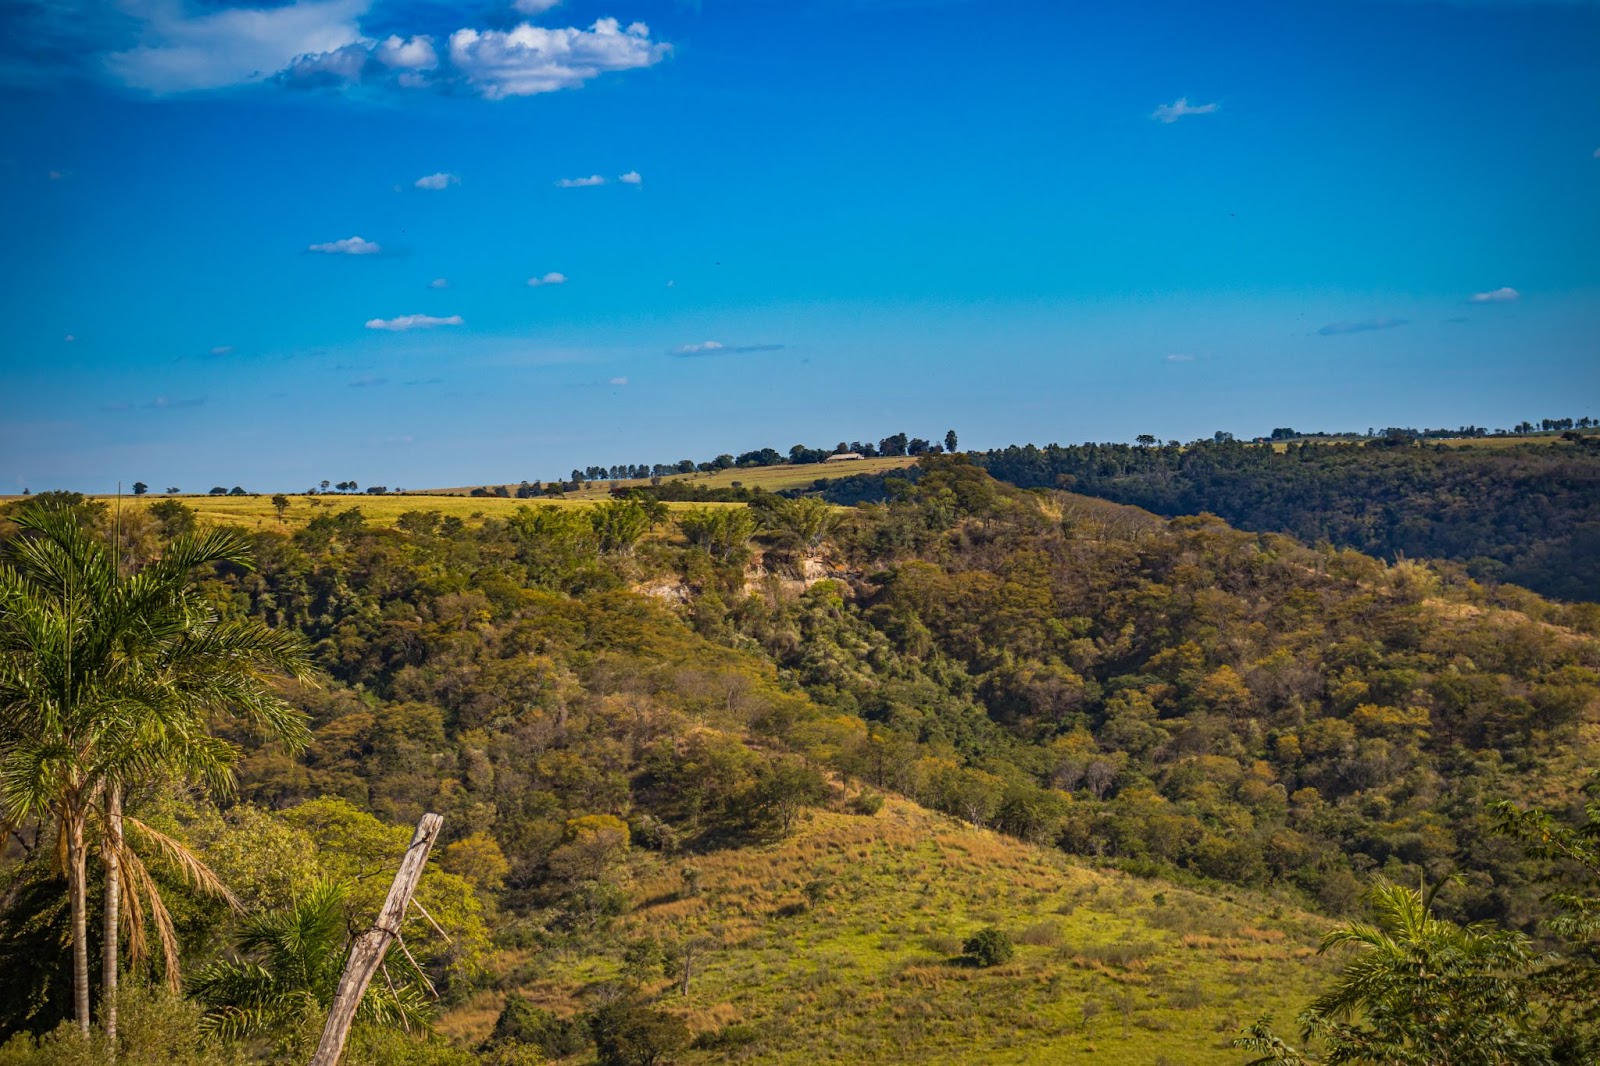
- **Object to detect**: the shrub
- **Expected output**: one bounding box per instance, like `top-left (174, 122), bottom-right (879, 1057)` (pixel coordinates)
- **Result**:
top-left (588, 1001), bottom-right (689, 1066)
top-left (691, 1023), bottom-right (760, 1051)
top-left (848, 790), bottom-right (885, 816)
top-left (489, 997), bottom-right (587, 1059)
top-left (962, 927), bottom-right (1014, 967)
top-left (1016, 920), bottom-right (1063, 946)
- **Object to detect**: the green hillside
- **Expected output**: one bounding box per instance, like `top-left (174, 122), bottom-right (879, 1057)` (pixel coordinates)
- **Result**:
top-left (453, 796), bottom-right (1329, 1065)
top-left (3, 458), bottom-right (1597, 1064)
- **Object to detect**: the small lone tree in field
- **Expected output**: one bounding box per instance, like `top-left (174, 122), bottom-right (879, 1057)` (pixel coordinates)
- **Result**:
top-left (131, 482), bottom-right (147, 495)
top-left (963, 927), bottom-right (1014, 967)
top-left (271, 493), bottom-right (290, 520)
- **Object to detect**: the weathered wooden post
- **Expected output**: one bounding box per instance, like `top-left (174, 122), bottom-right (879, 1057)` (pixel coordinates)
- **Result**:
top-left (309, 813), bottom-right (443, 1066)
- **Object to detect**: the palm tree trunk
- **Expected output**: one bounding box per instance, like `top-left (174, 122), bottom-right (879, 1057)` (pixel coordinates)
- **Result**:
top-left (66, 807), bottom-right (91, 1036)
top-left (102, 782), bottom-right (122, 1048)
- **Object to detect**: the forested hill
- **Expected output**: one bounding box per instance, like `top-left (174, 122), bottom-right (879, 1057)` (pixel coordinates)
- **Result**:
top-left (970, 438), bottom-right (1600, 602)
top-left (5, 462), bottom-right (1599, 1062)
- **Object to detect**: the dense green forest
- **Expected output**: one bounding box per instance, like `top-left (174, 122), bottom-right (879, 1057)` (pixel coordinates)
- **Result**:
top-left (2, 457), bottom-right (1598, 1063)
top-left (970, 437), bottom-right (1600, 602)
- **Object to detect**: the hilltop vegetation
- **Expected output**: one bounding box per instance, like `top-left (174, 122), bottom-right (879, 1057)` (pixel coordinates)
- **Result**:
top-left (972, 436), bottom-right (1600, 601)
top-left (3, 455), bottom-right (1598, 1063)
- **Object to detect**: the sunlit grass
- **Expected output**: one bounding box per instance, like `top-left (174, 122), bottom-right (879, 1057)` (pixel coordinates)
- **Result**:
top-left (461, 796), bottom-right (1331, 1064)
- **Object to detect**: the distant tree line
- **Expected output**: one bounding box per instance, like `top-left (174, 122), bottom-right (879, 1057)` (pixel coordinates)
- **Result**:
top-left (970, 435), bottom-right (1600, 601)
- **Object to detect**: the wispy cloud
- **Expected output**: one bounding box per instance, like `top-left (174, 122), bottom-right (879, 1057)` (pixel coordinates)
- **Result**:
top-left (105, 0), bottom-right (369, 93)
top-left (1469, 286), bottom-right (1520, 303)
top-left (414, 172), bottom-right (458, 190)
top-left (309, 235), bottom-right (381, 255)
top-left (513, 0), bottom-right (562, 12)
top-left (1164, 353), bottom-right (1195, 362)
top-left (527, 271), bottom-right (568, 286)
top-left (428, 277), bottom-right (449, 289)
top-left (609, 376), bottom-right (628, 385)
top-left (1152, 97), bottom-right (1219, 123)
top-left (207, 345), bottom-right (235, 357)
top-left (108, 395), bottom-right (207, 412)
top-left (556, 174), bottom-right (606, 188)
top-left (1316, 316), bottom-right (1409, 336)
top-left (671, 340), bottom-right (786, 357)
top-left (618, 170), bottom-right (642, 185)
top-left (451, 19), bottom-right (668, 100)
top-left (348, 374), bottom-right (389, 387)
top-left (63, 334), bottom-right (76, 343)
top-left (365, 313), bottom-right (464, 331)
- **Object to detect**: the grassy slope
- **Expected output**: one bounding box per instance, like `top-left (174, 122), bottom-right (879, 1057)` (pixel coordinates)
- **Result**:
top-left (448, 797), bottom-right (1330, 1065)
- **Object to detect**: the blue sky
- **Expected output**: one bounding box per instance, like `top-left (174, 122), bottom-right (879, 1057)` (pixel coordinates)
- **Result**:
top-left (2, 0), bottom-right (1597, 492)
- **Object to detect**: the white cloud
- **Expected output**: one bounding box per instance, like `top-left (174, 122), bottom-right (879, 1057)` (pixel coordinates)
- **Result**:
top-left (375, 35), bottom-right (436, 70)
top-left (414, 171), bottom-right (458, 190)
top-left (1164, 353), bottom-right (1194, 362)
top-left (208, 345), bottom-right (235, 356)
top-left (449, 18), bottom-right (668, 100)
top-left (513, 0), bottom-right (562, 12)
top-left (675, 340), bottom-right (723, 355)
top-left (309, 235), bottom-right (381, 255)
top-left (618, 170), bottom-right (642, 184)
top-left (527, 271), bottom-right (568, 286)
top-left (556, 174), bottom-right (606, 188)
top-left (1469, 286), bottom-right (1520, 303)
top-left (1152, 97), bottom-right (1219, 123)
top-left (608, 376), bottom-right (628, 386)
top-left (428, 277), bottom-right (450, 289)
top-left (64, 334), bottom-right (76, 342)
top-left (365, 313), bottom-right (464, 330)
top-left (105, 0), bottom-right (369, 93)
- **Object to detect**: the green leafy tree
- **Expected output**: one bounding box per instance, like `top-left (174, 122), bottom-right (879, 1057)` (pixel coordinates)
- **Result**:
top-left (590, 499), bottom-right (657, 554)
top-left (1234, 882), bottom-right (1554, 1065)
top-left (588, 1000), bottom-right (689, 1066)
top-left (1489, 776), bottom-right (1600, 1055)
top-left (189, 879), bottom-right (430, 1043)
top-left (678, 508), bottom-right (756, 562)
top-left (963, 927), bottom-right (1014, 967)
top-left (761, 497), bottom-right (838, 552)
top-left (0, 504), bottom-right (310, 1038)
top-left (130, 483), bottom-right (147, 496)
top-left (270, 494), bottom-right (290, 521)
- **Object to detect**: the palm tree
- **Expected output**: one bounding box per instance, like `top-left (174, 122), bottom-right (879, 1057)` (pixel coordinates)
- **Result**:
top-left (190, 879), bottom-right (430, 1043)
top-left (0, 502), bottom-right (311, 1039)
top-left (1235, 881), bottom-right (1554, 1065)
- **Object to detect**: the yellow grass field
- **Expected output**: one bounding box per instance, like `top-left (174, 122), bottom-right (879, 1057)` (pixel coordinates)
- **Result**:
top-left (75, 455), bottom-right (915, 530)
top-left (93, 492), bottom-right (737, 532)
top-left (421, 454), bottom-right (919, 500)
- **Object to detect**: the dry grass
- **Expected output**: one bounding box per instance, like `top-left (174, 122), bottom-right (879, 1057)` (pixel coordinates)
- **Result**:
top-left (95, 492), bottom-right (741, 531)
top-left (422, 455), bottom-right (918, 500)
